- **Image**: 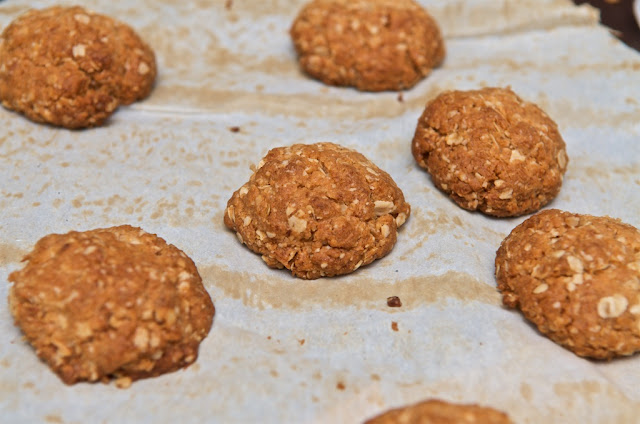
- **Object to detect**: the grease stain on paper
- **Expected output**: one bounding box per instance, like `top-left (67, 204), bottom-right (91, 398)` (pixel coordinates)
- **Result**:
top-left (201, 265), bottom-right (500, 311)
top-left (43, 415), bottom-right (64, 424)
top-left (0, 243), bottom-right (25, 266)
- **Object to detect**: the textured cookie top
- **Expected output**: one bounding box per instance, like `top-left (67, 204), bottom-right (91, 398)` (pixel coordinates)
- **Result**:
top-left (412, 87), bottom-right (568, 217)
top-left (496, 209), bottom-right (640, 359)
top-left (290, 0), bottom-right (444, 91)
top-left (0, 6), bottom-right (156, 128)
top-left (8, 225), bottom-right (214, 387)
top-left (224, 142), bottom-right (410, 279)
top-left (364, 399), bottom-right (513, 424)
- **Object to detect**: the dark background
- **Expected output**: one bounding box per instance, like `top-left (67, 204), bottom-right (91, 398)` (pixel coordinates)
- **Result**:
top-left (573, 0), bottom-right (640, 51)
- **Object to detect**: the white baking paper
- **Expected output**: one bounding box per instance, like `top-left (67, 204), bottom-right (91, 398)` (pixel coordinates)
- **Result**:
top-left (1, 1), bottom-right (639, 423)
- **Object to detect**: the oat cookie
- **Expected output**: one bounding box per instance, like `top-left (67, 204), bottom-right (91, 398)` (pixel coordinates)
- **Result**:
top-left (8, 226), bottom-right (214, 386)
top-left (290, 0), bottom-right (444, 91)
top-left (364, 399), bottom-right (513, 424)
top-left (0, 6), bottom-right (156, 128)
top-left (412, 87), bottom-right (568, 217)
top-left (224, 142), bottom-right (410, 279)
top-left (496, 209), bottom-right (640, 359)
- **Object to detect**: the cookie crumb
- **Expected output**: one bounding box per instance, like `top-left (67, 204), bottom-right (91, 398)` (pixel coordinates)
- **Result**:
top-left (391, 321), bottom-right (399, 332)
top-left (115, 376), bottom-right (132, 389)
top-left (387, 296), bottom-right (402, 307)
top-left (229, 126), bottom-right (241, 133)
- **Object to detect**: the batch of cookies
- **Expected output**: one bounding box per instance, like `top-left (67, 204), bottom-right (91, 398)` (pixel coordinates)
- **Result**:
top-left (1, 1), bottom-right (638, 422)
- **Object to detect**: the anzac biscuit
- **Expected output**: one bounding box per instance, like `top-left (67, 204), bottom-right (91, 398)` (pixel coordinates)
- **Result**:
top-left (8, 226), bottom-right (214, 387)
top-left (224, 142), bottom-right (410, 279)
top-left (364, 399), bottom-right (513, 424)
top-left (0, 6), bottom-right (156, 128)
top-left (290, 0), bottom-right (444, 91)
top-left (412, 87), bottom-right (568, 217)
top-left (496, 209), bottom-right (640, 359)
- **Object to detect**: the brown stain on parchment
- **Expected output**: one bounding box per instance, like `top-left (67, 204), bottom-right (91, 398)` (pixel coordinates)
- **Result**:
top-left (146, 83), bottom-right (446, 121)
top-left (405, 208), bottom-right (468, 239)
top-left (534, 94), bottom-right (639, 130)
top-left (493, 318), bottom-right (640, 421)
top-left (454, 58), bottom-right (640, 77)
top-left (191, 0), bottom-right (299, 18)
top-left (0, 5), bottom-right (29, 16)
top-left (203, 0), bottom-right (598, 41)
top-left (549, 381), bottom-right (639, 423)
top-left (566, 161), bottom-right (640, 195)
top-left (200, 265), bottom-right (500, 311)
top-left (201, 34), bottom-right (299, 77)
top-left (375, 138), bottom-right (414, 160)
top-left (0, 243), bottom-right (26, 266)
top-left (520, 382), bottom-right (532, 401)
top-left (44, 415), bottom-right (64, 424)
top-left (399, 208), bottom-right (469, 261)
top-left (65, 192), bottom-right (221, 230)
top-left (570, 162), bottom-right (639, 182)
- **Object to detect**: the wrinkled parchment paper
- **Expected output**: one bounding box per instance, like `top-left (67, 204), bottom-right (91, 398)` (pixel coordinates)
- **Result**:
top-left (1, 1), bottom-right (639, 422)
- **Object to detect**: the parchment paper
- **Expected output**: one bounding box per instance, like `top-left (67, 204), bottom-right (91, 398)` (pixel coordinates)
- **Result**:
top-left (1, 1), bottom-right (639, 423)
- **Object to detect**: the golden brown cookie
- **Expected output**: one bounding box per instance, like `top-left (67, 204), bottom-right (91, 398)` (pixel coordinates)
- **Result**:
top-left (364, 399), bottom-right (513, 424)
top-left (0, 6), bottom-right (156, 128)
top-left (496, 209), bottom-right (640, 359)
top-left (224, 142), bottom-right (410, 279)
top-left (412, 87), bottom-right (568, 217)
top-left (8, 226), bottom-right (214, 387)
top-left (290, 0), bottom-right (444, 91)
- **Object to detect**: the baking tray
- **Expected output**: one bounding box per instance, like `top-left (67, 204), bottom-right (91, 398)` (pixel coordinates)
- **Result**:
top-left (1, 1), bottom-right (639, 422)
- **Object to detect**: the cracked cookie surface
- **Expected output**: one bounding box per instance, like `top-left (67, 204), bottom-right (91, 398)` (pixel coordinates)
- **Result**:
top-left (412, 87), bottom-right (568, 217)
top-left (290, 0), bottom-right (444, 91)
top-left (0, 6), bottom-right (156, 128)
top-left (224, 142), bottom-right (410, 279)
top-left (365, 399), bottom-right (513, 424)
top-left (496, 209), bottom-right (640, 359)
top-left (8, 225), bottom-right (214, 387)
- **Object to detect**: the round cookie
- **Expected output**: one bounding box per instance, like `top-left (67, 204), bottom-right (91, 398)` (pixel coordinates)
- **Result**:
top-left (8, 225), bottom-right (214, 387)
top-left (224, 142), bottom-right (410, 279)
top-left (0, 6), bottom-right (156, 128)
top-left (290, 0), bottom-right (445, 91)
top-left (412, 87), bottom-right (568, 217)
top-left (496, 209), bottom-right (640, 359)
top-left (364, 399), bottom-right (513, 424)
